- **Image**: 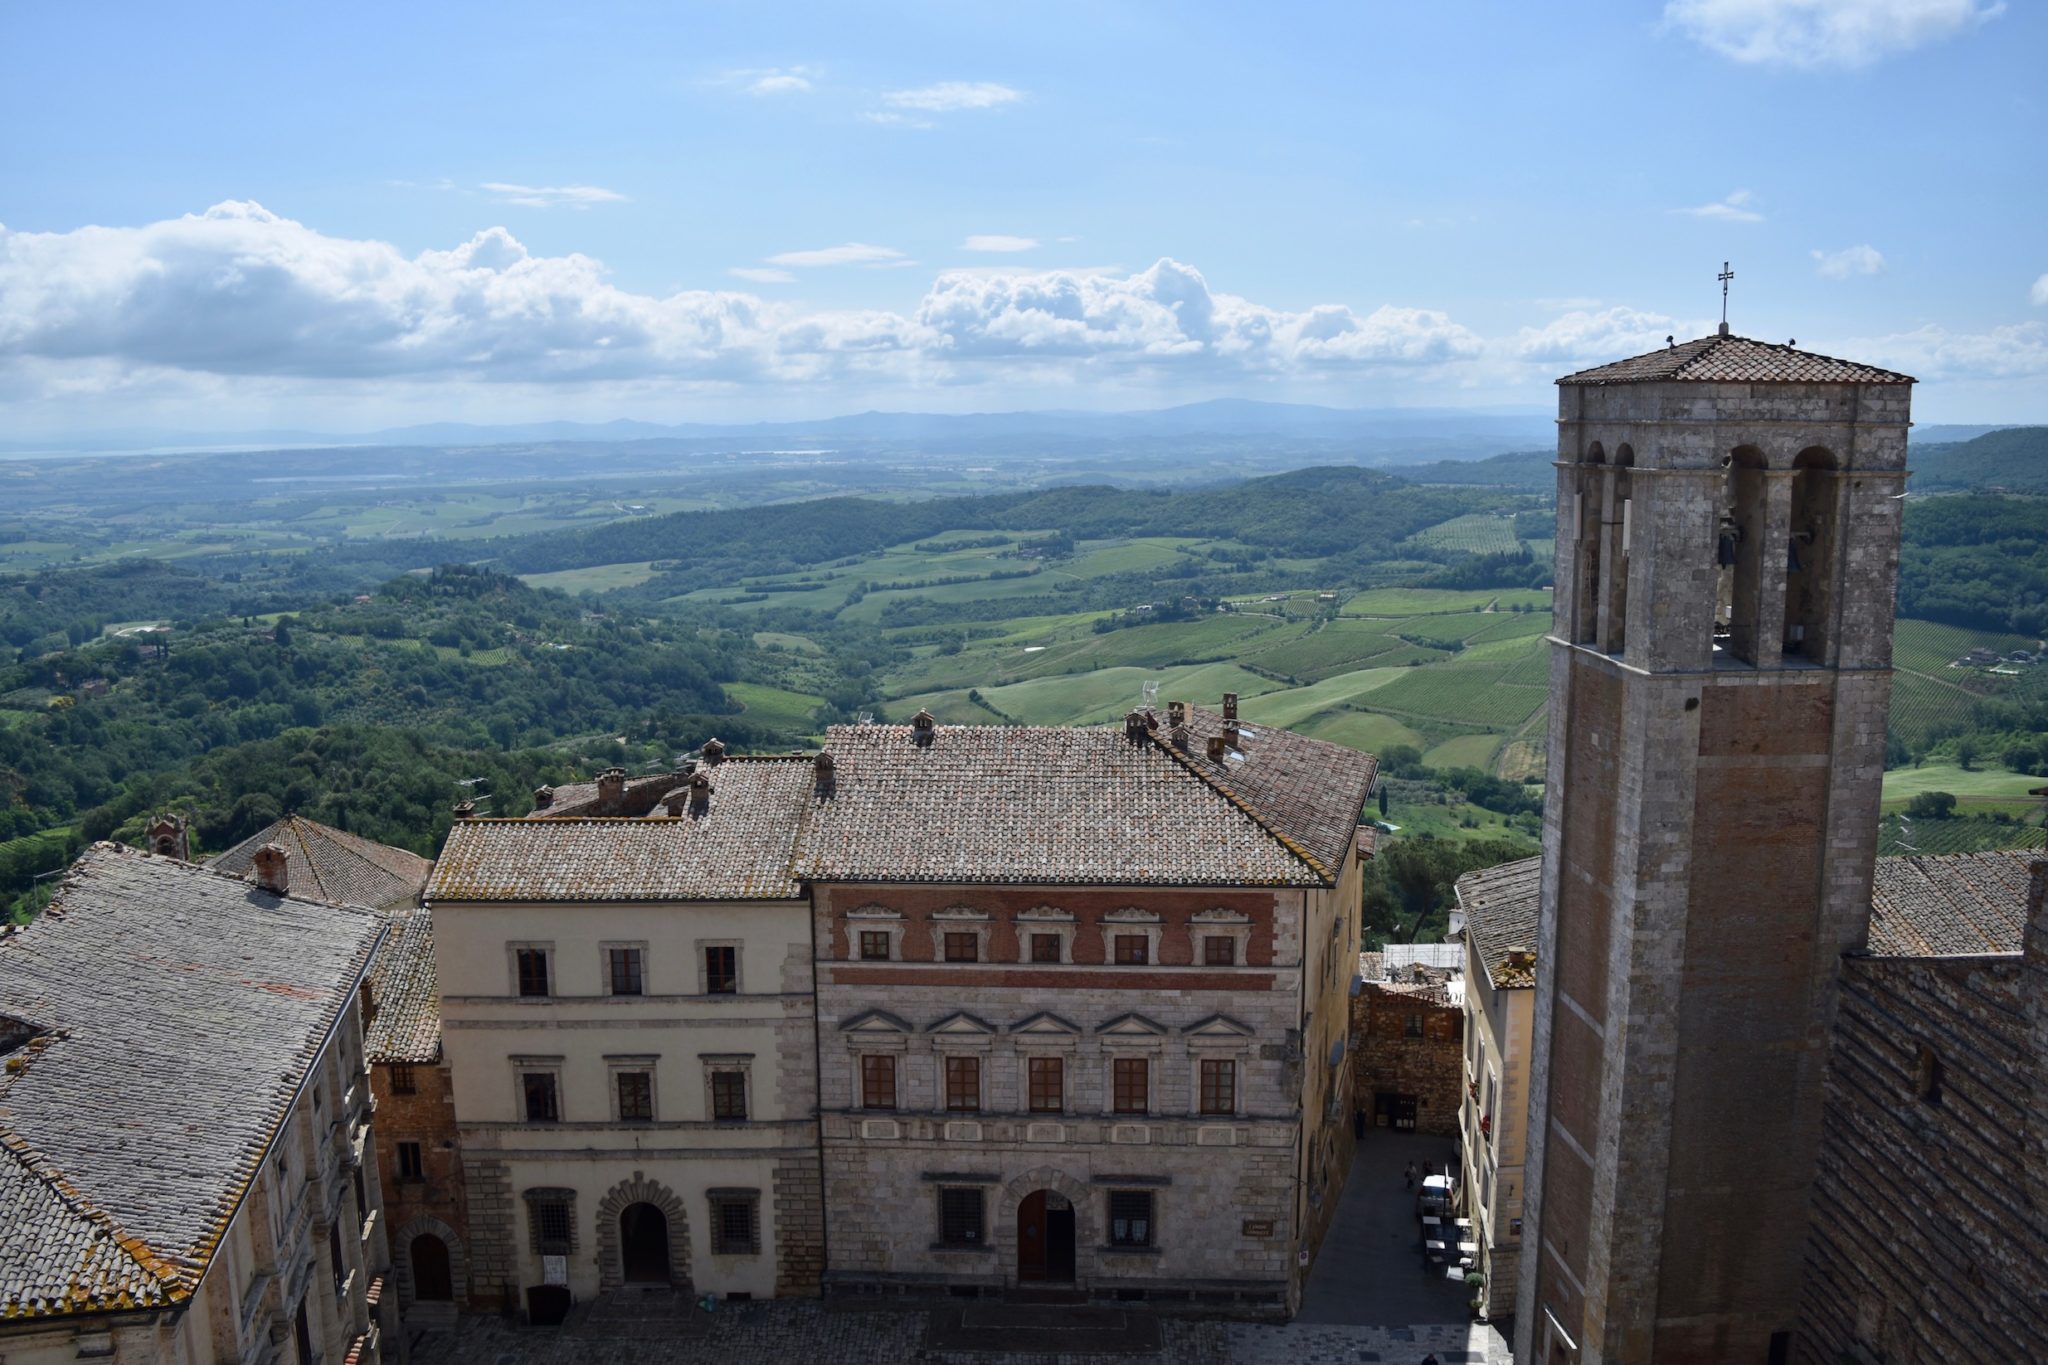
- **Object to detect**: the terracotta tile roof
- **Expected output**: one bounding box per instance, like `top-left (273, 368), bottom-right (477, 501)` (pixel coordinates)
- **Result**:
top-left (1868, 850), bottom-right (2037, 956)
top-left (365, 911), bottom-right (440, 1064)
top-left (1557, 333), bottom-right (1914, 387)
top-left (529, 769), bottom-right (695, 819)
top-left (1456, 856), bottom-right (1543, 988)
top-left (795, 713), bottom-right (1375, 888)
top-left (208, 814), bottom-right (431, 912)
top-left (0, 846), bottom-right (384, 1320)
top-left (426, 757), bottom-right (815, 902)
top-left (1357, 950), bottom-right (1384, 982)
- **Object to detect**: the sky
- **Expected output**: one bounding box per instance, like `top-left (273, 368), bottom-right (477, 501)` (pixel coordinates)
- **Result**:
top-left (2, 0), bottom-right (2043, 435)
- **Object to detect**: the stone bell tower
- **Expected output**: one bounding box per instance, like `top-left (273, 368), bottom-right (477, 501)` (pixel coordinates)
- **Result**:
top-left (1515, 332), bottom-right (1914, 1364)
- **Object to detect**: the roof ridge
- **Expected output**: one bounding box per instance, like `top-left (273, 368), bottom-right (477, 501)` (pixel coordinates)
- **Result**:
top-left (1142, 721), bottom-right (1335, 885)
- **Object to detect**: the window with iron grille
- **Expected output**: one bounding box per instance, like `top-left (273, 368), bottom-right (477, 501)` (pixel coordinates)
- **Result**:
top-left (396, 1141), bottom-right (425, 1182)
top-left (616, 1071), bottom-right (654, 1122)
top-left (712, 1070), bottom-right (748, 1121)
top-left (1199, 1058), bottom-right (1235, 1115)
top-left (389, 1062), bottom-right (417, 1095)
top-left (1112, 1057), bottom-right (1148, 1115)
top-left (1405, 1013), bottom-right (1424, 1039)
top-left (1108, 1191), bottom-right (1154, 1247)
top-left (1113, 934), bottom-right (1149, 965)
top-left (859, 930), bottom-right (890, 961)
top-left (1029, 932), bottom-right (1061, 963)
top-left (710, 1194), bottom-right (759, 1254)
top-left (944, 1055), bottom-right (981, 1112)
top-left (515, 948), bottom-right (550, 998)
top-left (943, 931), bottom-right (978, 963)
top-left (608, 947), bottom-right (644, 996)
top-left (704, 945), bottom-right (737, 994)
top-left (1028, 1056), bottom-right (1063, 1113)
top-left (861, 1054), bottom-right (897, 1110)
top-left (938, 1188), bottom-right (984, 1246)
top-left (524, 1189), bottom-right (575, 1254)
top-left (522, 1071), bottom-right (560, 1123)
top-left (1202, 935), bottom-right (1236, 966)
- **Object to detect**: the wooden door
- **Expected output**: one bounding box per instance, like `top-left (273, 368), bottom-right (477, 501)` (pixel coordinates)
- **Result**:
top-left (410, 1233), bottom-right (454, 1301)
top-left (1017, 1190), bottom-right (1048, 1281)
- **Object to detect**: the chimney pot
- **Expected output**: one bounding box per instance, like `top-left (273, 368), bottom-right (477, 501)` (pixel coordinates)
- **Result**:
top-left (814, 751), bottom-right (837, 794)
top-left (453, 799), bottom-right (476, 819)
top-left (911, 709), bottom-right (937, 744)
top-left (662, 789), bottom-right (688, 817)
top-left (1124, 711), bottom-right (1147, 741)
top-left (701, 738), bottom-right (727, 764)
top-left (1222, 691), bottom-right (1239, 720)
top-left (533, 785), bottom-right (554, 809)
top-left (1205, 734), bottom-right (1226, 762)
top-left (252, 844), bottom-right (290, 896)
top-left (1167, 700), bottom-right (1187, 727)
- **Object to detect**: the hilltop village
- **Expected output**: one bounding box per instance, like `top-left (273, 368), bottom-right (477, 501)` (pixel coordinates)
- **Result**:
top-left (1, 335), bottom-right (2043, 1365)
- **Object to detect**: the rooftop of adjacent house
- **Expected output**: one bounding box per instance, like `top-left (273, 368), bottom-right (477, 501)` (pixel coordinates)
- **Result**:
top-left (0, 845), bottom-right (384, 1321)
top-left (793, 707), bottom-right (1377, 888)
top-left (208, 814), bottom-right (431, 912)
top-left (1556, 333), bottom-right (1914, 387)
top-left (1868, 849), bottom-right (2040, 956)
top-left (527, 766), bottom-right (700, 819)
top-left (1456, 856), bottom-right (1543, 988)
top-left (365, 910), bottom-right (439, 1064)
top-left (1374, 943), bottom-right (1467, 980)
top-left (427, 756), bottom-right (818, 902)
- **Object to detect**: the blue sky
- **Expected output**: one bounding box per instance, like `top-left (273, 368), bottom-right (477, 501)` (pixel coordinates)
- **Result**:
top-left (2, 0), bottom-right (2042, 433)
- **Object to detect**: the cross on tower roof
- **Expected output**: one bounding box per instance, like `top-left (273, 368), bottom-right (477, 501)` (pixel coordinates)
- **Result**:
top-left (1718, 261), bottom-right (1735, 336)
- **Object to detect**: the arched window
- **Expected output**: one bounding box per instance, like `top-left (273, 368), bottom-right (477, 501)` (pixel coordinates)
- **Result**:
top-left (1717, 447), bottom-right (1769, 664)
top-left (1783, 447), bottom-right (1839, 661)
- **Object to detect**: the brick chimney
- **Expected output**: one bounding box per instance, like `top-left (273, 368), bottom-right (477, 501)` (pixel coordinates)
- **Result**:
top-left (689, 771), bottom-right (713, 814)
top-left (701, 738), bottom-right (727, 765)
top-left (1167, 700), bottom-right (1187, 728)
top-left (1222, 692), bottom-right (1239, 721)
top-left (1124, 711), bottom-right (1148, 742)
top-left (814, 751), bottom-right (837, 796)
top-left (1206, 734), bottom-right (1227, 762)
top-left (533, 785), bottom-right (554, 810)
top-left (252, 844), bottom-right (290, 896)
top-left (911, 710), bottom-right (937, 746)
top-left (597, 767), bottom-right (627, 811)
top-left (1506, 946), bottom-right (1536, 970)
top-left (662, 788), bottom-right (688, 817)
top-left (453, 799), bottom-right (476, 819)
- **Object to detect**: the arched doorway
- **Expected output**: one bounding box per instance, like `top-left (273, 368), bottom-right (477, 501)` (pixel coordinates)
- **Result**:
top-left (409, 1233), bottom-right (453, 1301)
top-left (619, 1202), bottom-right (671, 1284)
top-left (1017, 1189), bottom-right (1075, 1283)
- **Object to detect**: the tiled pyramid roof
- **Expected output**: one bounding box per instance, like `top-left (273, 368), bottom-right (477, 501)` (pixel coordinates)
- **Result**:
top-left (209, 814), bottom-right (431, 912)
top-left (1557, 333), bottom-right (1914, 387)
top-left (0, 846), bottom-right (384, 1320)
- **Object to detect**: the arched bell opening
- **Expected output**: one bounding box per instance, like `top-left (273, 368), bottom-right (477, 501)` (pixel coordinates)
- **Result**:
top-left (1783, 447), bottom-right (1840, 661)
top-left (1717, 446), bottom-right (1769, 664)
top-left (1572, 442), bottom-right (1607, 645)
top-left (1602, 446), bottom-right (1635, 656)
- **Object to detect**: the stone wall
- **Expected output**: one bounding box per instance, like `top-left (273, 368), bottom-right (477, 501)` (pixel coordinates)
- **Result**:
top-left (1351, 980), bottom-right (1463, 1136)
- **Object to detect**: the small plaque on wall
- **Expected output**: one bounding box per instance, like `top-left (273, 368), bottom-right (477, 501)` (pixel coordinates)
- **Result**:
top-left (1241, 1219), bottom-right (1275, 1238)
top-left (543, 1255), bottom-right (567, 1286)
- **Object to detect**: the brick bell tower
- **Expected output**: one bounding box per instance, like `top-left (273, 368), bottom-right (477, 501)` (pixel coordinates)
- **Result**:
top-left (1515, 329), bottom-right (1914, 1364)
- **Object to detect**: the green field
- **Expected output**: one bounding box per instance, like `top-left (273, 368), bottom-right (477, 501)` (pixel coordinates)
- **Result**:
top-left (1408, 513), bottom-right (1522, 556)
top-left (723, 682), bottom-right (826, 732)
top-left (1426, 734), bottom-right (1506, 769)
top-left (1881, 763), bottom-right (2048, 805)
top-left (895, 661), bottom-right (1283, 728)
top-left (1877, 814), bottom-right (2044, 857)
top-left (519, 561), bottom-right (661, 594)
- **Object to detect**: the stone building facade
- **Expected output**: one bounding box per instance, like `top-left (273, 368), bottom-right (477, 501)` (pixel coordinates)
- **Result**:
top-left (426, 756), bottom-right (825, 1316)
top-left (0, 844), bottom-right (392, 1365)
top-left (1520, 332), bottom-right (1915, 1364)
top-left (798, 706), bottom-right (1375, 1317)
top-left (1351, 965), bottom-right (1463, 1137)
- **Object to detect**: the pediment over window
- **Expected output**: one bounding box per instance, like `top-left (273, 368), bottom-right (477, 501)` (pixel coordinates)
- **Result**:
top-left (1191, 907), bottom-right (1253, 926)
top-left (932, 905), bottom-right (991, 922)
top-left (1010, 1010), bottom-right (1082, 1036)
top-left (845, 903), bottom-right (903, 921)
top-left (840, 1008), bottom-right (912, 1034)
top-left (1103, 906), bottom-right (1162, 924)
top-left (928, 1010), bottom-right (997, 1035)
top-left (1015, 905), bottom-right (1074, 923)
top-left (1183, 1013), bottom-right (1255, 1038)
top-left (1098, 1011), bottom-right (1168, 1037)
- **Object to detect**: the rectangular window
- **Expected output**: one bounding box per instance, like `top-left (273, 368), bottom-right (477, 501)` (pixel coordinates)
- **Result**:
top-left (1030, 932), bottom-right (1061, 963)
top-left (1113, 934), bottom-right (1149, 965)
top-left (1202, 935), bottom-right (1236, 966)
top-left (1199, 1058), bottom-right (1236, 1115)
top-left (1112, 1057), bottom-right (1148, 1115)
top-left (608, 947), bottom-right (644, 996)
top-left (522, 1071), bottom-right (560, 1123)
top-left (944, 1055), bottom-right (981, 1112)
top-left (1108, 1190), bottom-right (1154, 1247)
top-left (396, 1141), bottom-right (425, 1181)
top-left (525, 1190), bottom-right (575, 1253)
top-left (861, 1054), bottom-right (897, 1110)
top-left (710, 1195), bottom-right (759, 1255)
top-left (1405, 1013), bottom-right (1425, 1039)
top-left (944, 931), bottom-right (978, 963)
top-left (515, 948), bottom-right (550, 998)
top-left (617, 1071), bottom-right (654, 1122)
top-left (712, 1070), bottom-right (748, 1121)
top-left (1028, 1056), bottom-right (1063, 1113)
top-left (939, 1187), bottom-right (984, 1246)
top-left (704, 945), bottom-right (737, 994)
top-left (389, 1062), bottom-right (417, 1095)
top-left (859, 930), bottom-right (891, 961)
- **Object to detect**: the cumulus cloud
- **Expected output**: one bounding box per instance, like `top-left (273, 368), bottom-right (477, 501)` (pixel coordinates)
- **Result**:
top-left (1675, 189), bottom-right (1764, 223)
top-left (962, 235), bottom-right (1039, 253)
top-left (1511, 306), bottom-right (1696, 362)
top-left (765, 242), bottom-right (908, 268)
top-left (728, 266), bottom-right (796, 284)
top-left (726, 65), bottom-right (816, 95)
top-left (880, 81), bottom-right (1022, 112)
top-left (1836, 321), bottom-right (2048, 380)
top-left (480, 182), bottom-right (628, 209)
top-left (1666, 0), bottom-right (2002, 69)
top-left (1812, 244), bottom-right (1886, 278)
top-left (2031, 273), bottom-right (2048, 306)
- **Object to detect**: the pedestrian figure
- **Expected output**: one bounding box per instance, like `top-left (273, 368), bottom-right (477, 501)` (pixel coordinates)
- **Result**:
top-left (1422, 1355), bottom-right (1440, 1365)
top-left (1405, 1161), bottom-right (1417, 1189)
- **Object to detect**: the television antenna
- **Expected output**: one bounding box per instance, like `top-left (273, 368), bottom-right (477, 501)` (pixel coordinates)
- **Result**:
top-left (1141, 681), bottom-right (1159, 710)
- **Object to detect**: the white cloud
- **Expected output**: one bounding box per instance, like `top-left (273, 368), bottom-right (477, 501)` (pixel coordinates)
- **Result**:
top-left (479, 182), bottom-right (628, 209)
top-left (764, 242), bottom-right (908, 268)
top-left (1666, 0), bottom-right (2002, 69)
top-left (962, 234), bottom-right (1039, 253)
top-left (879, 81), bottom-right (1022, 112)
top-left (1812, 244), bottom-right (1886, 278)
top-left (1511, 306), bottom-right (1695, 362)
top-left (1675, 189), bottom-right (1764, 223)
top-left (861, 111), bottom-right (935, 130)
top-left (1834, 321), bottom-right (2048, 380)
top-left (728, 266), bottom-right (796, 284)
top-left (2031, 273), bottom-right (2048, 306)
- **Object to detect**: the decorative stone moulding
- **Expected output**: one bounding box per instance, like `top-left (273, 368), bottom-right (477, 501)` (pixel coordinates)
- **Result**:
top-left (943, 1121), bottom-right (983, 1142)
top-left (1110, 1124), bottom-right (1151, 1145)
top-left (1025, 1122), bottom-right (1065, 1143)
top-left (859, 1119), bottom-right (900, 1140)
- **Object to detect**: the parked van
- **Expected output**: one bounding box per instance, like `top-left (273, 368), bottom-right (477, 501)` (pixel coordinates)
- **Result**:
top-left (1417, 1173), bottom-right (1456, 1218)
